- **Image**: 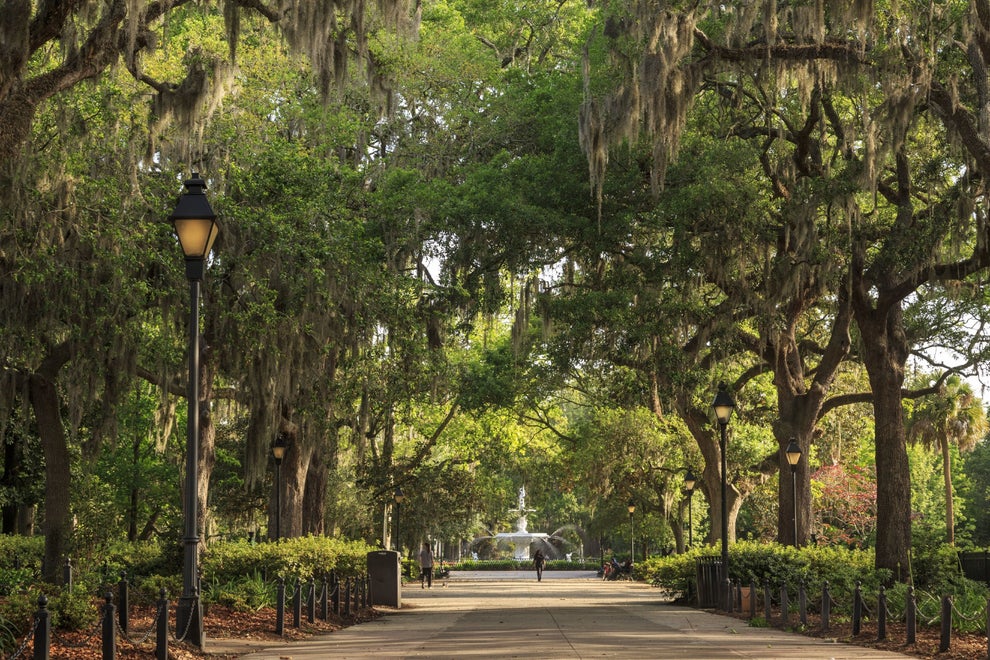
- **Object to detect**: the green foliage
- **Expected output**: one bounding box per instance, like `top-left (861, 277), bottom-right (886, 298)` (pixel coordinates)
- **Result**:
top-left (0, 535), bottom-right (44, 571)
top-left (201, 537), bottom-right (376, 583)
top-left (201, 572), bottom-right (275, 611)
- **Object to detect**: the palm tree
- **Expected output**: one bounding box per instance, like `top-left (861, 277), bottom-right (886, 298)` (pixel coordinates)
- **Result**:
top-left (906, 375), bottom-right (988, 545)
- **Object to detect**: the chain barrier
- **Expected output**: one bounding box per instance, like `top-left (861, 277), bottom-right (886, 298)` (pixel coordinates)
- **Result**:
top-left (114, 603), bottom-right (162, 646)
top-left (170, 599), bottom-right (198, 644)
top-left (3, 617), bottom-right (40, 660)
top-left (913, 588), bottom-right (944, 626)
top-left (947, 597), bottom-right (986, 624)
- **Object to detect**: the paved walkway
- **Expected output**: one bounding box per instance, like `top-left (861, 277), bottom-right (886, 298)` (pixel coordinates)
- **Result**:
top-left (231, 573), bottom-right (912, 659)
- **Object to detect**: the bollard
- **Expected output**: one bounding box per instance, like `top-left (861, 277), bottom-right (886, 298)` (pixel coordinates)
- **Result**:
top-left (821, 581), bottom-right (831, 632)
top-left (275, 577), bottom-right (285, 635)
top-left (307, 577), bottom-right (316, 623)
top-left (986, 599), bottom-right (990, 659)
top-left (332, 572), bottom-right (340, 615)
top-left (763, 581), bottom-right (772, 623)
top-left (118, 571), bottom-right (129, 634)
top-left (940, 595), bottom-right (951, 652)
top-left (344, 576), bottom-right (352, 616)
top-left (33, 595), bottom-right (50, 660)
top-left (877, 586), bottom-right (886, 641)
top-left (780, 583), bottom-right (789, 628)
top-left (749, 580), bottom-right (757, 620)
top-left (906, 586), bottom-right (916, 644)
top-left (725, 577), bottom-right (733, 613)
top-left (799, 580), bottom-right (807, 626)
top-left (63, 557), bottom-right (72, 590)
top-left (852, 581), bottom-right (862, 636)
top-left (156, 588), bottom-right (168, 660)
top-left (320, 576), bottom-right (329, 620)
top-left (293, 578), bottom-right (302, 628)
top-left (366, 574), bottom-right (373, 608)
top-left (102, 592), bottom-right (116, 660)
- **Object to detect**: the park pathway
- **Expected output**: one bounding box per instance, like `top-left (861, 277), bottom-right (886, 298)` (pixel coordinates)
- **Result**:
top-left (237, 573), bottom-right (912, 659)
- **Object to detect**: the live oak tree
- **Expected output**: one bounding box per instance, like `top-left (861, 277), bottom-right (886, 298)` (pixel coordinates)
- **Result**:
top-left (581, 0), bottom-right (990, 578)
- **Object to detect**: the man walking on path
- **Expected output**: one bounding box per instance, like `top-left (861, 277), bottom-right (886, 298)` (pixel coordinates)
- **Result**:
top-left (419, 542), bottom-right (434, 589)
top-left (533, 549), bottom-right (546, 581)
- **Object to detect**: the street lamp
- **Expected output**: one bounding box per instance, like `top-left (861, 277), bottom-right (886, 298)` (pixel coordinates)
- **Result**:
top-left (785, 438), bottom-right (802, 546)
top-left (393, 487), bottom-right (405, 553)
top-left (711, 382), bottom-right (735, 611)
top-left (627, 500), bottom-right (636, 562)
top-left (684, 469), bottom-right (696, 548)
top-left (170, 172), bottom-right (219, 649)
top-left (272, 434), bottom-right (288, 541)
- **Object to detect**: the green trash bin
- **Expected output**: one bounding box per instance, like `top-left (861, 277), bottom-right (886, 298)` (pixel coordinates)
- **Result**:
top-left (367, 550), bottom-right (402, 607)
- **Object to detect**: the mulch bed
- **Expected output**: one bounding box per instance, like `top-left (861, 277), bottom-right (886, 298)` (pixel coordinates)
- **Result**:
top-left (722, 607), bottom-right (987, 660)
top-left (8, 603), bottom-right (380, 659)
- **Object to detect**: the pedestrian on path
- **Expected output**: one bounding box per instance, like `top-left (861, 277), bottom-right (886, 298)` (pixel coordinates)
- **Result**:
top-left (533, 549), bottom-right (546, 582)
top-left (419, 542), bottom-right (434, 589)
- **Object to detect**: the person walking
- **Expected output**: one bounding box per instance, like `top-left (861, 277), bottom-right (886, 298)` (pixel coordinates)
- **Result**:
top-left (533, 549), bottom-right (546, 582)
top-left (419, 542), bottom-right (435, 589)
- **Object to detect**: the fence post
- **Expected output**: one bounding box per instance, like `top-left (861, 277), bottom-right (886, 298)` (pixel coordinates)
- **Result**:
top-left (749, 580), bottom-right (756, 620)
top-left (940, 595), bottom-right (951, 652)
top-left (906, 586), bottom-right (916, 644)
top-left (725, 576), bottom-right (733, 613)
top-left (320, 575), bottom-right (329, 620)
top-left (345, 577), bottom-right (353, 616)
top-left (33, 594), bottom-right (50, 660)
top-left (156, 588), bottom-right (168, 660)
top-left (799, 579), bottom-right (807, 626)
top-left (63, 557), bottom-right (72, 590)
top-left (102, 592), bottom-right (116, 660)
top-left (780, 582), bottom-right (789, 628)
top-left (292, 578), bottom-right (302, 628)
top-left (763, 580), bottom-right (772, 623)
top-left (877, 586), bottom-right (887, 641)
top-left (275, 577), bottom-right (285, 636)
top-left (852, 581), bottom-right (862, 636)
top-left (366, 574), bottom-right (373, 608)
top-left (307, 577), bottom-right (316, 623)
top-left (332, 572), bottom-right (340, 615)
top-left (118, 571), bottom-right (129, 634)
top-left (821, 581), bottom-right (831, 633)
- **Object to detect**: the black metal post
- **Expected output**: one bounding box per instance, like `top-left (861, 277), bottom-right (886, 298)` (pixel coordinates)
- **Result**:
top-left (307, 577), bottom-right (316, 623)
top-left (940, 595), bottom-right (951, 652)
top-left (292, 579), bottom-right (302, 628)
top-left (780, 583), bottom-right (789, 627)
top-left (853, 581), bottom-right (862, 636)
top-left (275, 460), bottom-right (281, 541)
top-left (156, 589), bottom-right (168, 660)
top-left (799, 580), bottom-right (807, 626)
top-left (34, 595), bottom-right (50, 660)
top-left (394, 500), bottom-right (400, 552)
top-left (63, 558), bottom-right (72, 590)
top-left (320, 576), bottom-right (329, 620)
top-left (176, 268), bottom-right (204, 648)
top-left (118, 572), bottom-right (128, 634)
top-left (687, 491), bottom-right (693, 547)
top-left (719, 419), bottom-right (729, 610)
top-left (629, 510), bottom-right (635, 562)
top-left (878, 586), bottom-right (887, 641)
top-left (790, 463), bottom-right (798, 545)
top-left (907, 586), bottom-right (916, 644)
top-left (102, 593), bottom-right (116, 660)
top-left (822, 581), bottom-right (831, 632)
top-left (275, 577), bottom-right (285, 635)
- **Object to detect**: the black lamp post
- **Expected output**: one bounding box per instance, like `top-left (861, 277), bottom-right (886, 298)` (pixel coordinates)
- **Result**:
top-left (272, 434), bottom-right (288, 541)
top-left (627, 500), bottom-right (636, 562)
top-left (393, 487), bottom-right (405, 553)
top-left (785, 438), bottom-right (802, 546)
top-left (711, 382), bottom-right (735, 611)
top-left (170, 173), bottom-right (219, 649)
top-left (684, 469), bottom-right (696, 548)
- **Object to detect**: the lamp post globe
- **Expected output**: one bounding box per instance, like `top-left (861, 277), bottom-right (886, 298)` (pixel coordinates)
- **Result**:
top-left (684, 469), bottom-right (696, 548)
top-left (272, 435), bottom-right (288, 541)
top-left (711, 382), bottom-right (735, 611)
top-left (393, 487), bottom-right (405, 553)
top-left (627, 500), bottom-right (636, 562)
top-left (785, 438), bottom-right (802, 546)
top-left (169, 173), bottom-right (219, 649)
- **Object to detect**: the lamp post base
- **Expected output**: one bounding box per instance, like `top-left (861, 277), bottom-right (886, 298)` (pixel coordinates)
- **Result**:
top-left (176, 596), bottom-right (204, 648)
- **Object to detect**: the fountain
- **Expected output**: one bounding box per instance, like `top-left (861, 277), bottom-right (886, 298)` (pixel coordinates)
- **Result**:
top-left (491, 486), bottom-right (552, 560)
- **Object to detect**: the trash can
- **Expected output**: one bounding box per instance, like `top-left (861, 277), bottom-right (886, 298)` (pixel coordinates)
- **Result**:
top-left (695, 556), bottom-right (722, 608)
top-left (367, 550), bottom-right (401, 607)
